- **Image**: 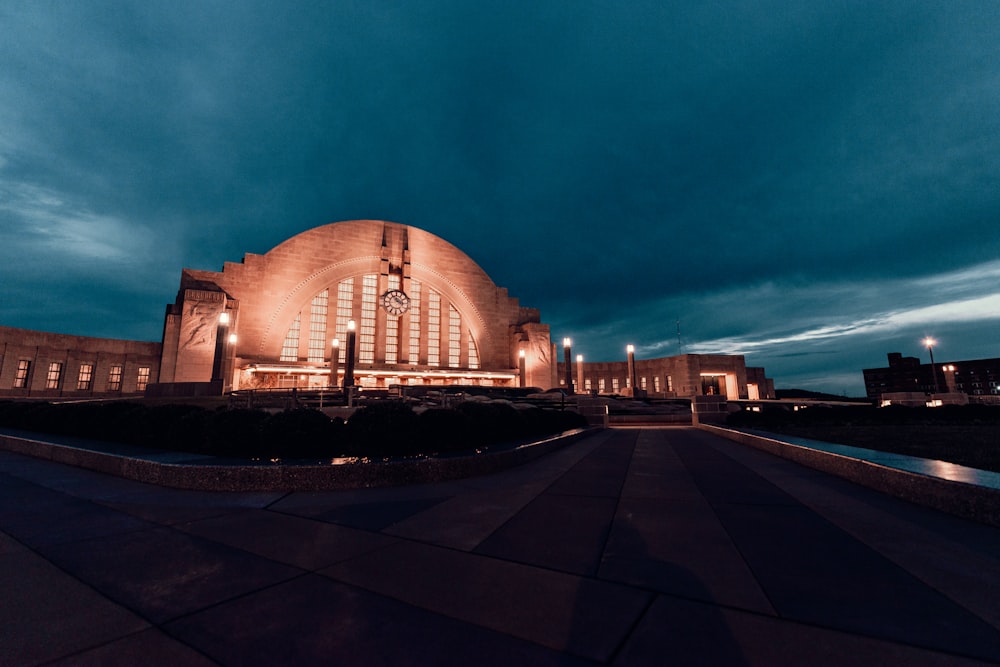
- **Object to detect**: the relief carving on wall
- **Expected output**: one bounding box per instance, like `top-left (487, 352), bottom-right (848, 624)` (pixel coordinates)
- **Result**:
top-left (181, 302), bottom-right (224, 350)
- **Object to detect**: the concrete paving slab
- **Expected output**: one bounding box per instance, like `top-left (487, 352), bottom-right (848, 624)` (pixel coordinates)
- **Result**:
top-left (475, 494), bottom-right (618, 575)
top-left (178, 508), bottom-right (399, 570)
top-left (321, 539), bottom-right (652, 662)
top-left (0, 534), bottom-right (150, 666)
top-left (616, 594), bottom-right (996, 667)
top-left (313, 495), bottom-right (454, 531)
top-left (38, 526), bottom-right (303, 624)
top-left (166, 573), bottom-right (592, 666)
top-left (599, 496), bottom-right (775, 614)
top-left (44, 628), bottom-right (218, 667)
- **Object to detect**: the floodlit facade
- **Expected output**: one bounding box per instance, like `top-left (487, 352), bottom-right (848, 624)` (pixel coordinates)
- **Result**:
top-left (159, 220), bottom-right (553, 391)
top-left (0, 220), bottom-right (774, 398)
top-left (559, 353), bottom-right (775, 399)
top-left (0, 326), bottom-right (161, 398)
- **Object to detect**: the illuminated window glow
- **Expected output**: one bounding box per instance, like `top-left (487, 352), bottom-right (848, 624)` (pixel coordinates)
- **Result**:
top-left (46, 362), bottom-right (63, 390)
top-left (360, 274), bottom-right (377, 364)
top-left (77, 363), bottom-right (94, 391)
top-left (427, 290), bottom-right (441, 367)
top-left (408, 280), bottom-right (421, 363)
top-left (280, 314), bottom-right (301, 362)
top-left (307, 289), bottom-right (329, 363)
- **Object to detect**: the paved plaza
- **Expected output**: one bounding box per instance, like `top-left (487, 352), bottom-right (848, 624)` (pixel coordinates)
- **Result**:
top-left (2, 427), bottom-right (999, 665)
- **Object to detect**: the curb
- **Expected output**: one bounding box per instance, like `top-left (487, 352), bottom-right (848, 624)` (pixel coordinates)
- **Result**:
top-left (697, 423), bottom-right (1000, 528)
top-left (0, 429), bottom-right (594, 492)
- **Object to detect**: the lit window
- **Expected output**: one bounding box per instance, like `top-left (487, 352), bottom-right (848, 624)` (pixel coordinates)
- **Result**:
top-left (385, 276), bottom-right (400, 365)
top-left (77, 363), bottom-right (94, 391)
top-left (448, 305), bottom-right (461, 368)
top-left (667, 375), bottom-right (673, 392)
top-left (335, 278), bottom-right (355, 363)
top-left (307, 289), bottom-right (329, 363)
top-left (136, 366), bottom-right (151, 391)
top-left (653, 376), bottom-right (660, 392)
top-left (280, 314), bottom-right (301, 362)
top-left (359, 274), bottom-right (377, 364)
top-left (427, 290), bottom-right (441, 367)
top-left (468, 335), bottom-right (479, 370)
top-left (13, 360), bottom-right (30, 388)
top-left (408, 280), bottom-right (421, 363)
top-left (599, 378), bottom-right (605, 392)
top-left (641, 376), bottom-right (647, 390)
top-left (612, 378), bottom-right (619, 392)
top-left (46, 362), bottom-right (63, 390)
top-left (585, 378), bottom-right (592, 391)
top-left (108, 365), bottom-right (123, 391)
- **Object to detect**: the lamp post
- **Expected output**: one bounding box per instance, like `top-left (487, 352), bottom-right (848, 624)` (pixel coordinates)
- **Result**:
top-left (923, 337), bottom-right (940, 394)
top-left (330, 338), bottom-right (340, 389)
top-left (344, 320), bottom-right (357, 390)
top-left (518, 349), bottom-right (526, 388)
top-left (562, 337), bottom-right (573, 394)
top-left (626, 344), bottom-right (637, 395)
top-left (211, 311), bottom-right (230, 384)
top-left (576, 354), bottom-right (585, 395)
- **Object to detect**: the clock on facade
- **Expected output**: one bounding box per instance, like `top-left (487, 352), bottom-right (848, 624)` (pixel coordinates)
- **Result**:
top-left (380, 289), bottom-right (411, 316)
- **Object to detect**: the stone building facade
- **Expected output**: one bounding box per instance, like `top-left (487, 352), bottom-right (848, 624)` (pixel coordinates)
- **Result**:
top-left (558, 353), bottom-right (774, 400)
top-left (159, 220), bottom-right (553, 391)
top-left (0, 326), bottom-right (161, 398)
top-left (0, 220), bottom-right (774, 398)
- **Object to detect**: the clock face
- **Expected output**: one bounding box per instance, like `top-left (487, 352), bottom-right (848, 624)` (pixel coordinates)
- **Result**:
top-left (380, 289), bottom-right (410, 316)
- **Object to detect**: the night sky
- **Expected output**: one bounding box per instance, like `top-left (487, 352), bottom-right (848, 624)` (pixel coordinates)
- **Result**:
top-left (2, 1), bottom-right (999, 396)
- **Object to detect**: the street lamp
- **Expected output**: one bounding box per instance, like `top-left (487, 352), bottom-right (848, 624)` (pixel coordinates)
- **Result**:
top-left (562, 338), bottom-right (574, 394)
top-left (518, 349), bottom-right (526, 388)
top-left (344, 320), bottom-right (357, 390)
top-left (923, 337), bottom-right (940, 394)
top-left (626, 344), bottom-right (637, 395)
top-left (330, 338), bottom-right (340, 389)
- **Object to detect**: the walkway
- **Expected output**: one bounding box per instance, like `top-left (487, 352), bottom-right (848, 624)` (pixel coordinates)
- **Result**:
top-left (2, 427), bottom-right (999, 665)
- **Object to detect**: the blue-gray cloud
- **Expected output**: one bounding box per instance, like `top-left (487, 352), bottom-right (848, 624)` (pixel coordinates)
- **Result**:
top-left (2, 1), bottom-right (999, 395)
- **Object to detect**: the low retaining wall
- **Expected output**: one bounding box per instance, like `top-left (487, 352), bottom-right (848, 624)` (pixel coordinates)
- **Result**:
top-left (697, 423), bottom-right (1000, 528)
top-left (0, 429), bottom-right (592, 492)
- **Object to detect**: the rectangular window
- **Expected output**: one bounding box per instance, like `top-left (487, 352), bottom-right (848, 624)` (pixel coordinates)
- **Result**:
top-left (359, 274), bottom-right (377, 364)
top-left (136, 366), bottom-right (151, 391)
top-left (46, 362), bottom-right (63, 390)
top-left (641, 376), bottom-right (647, 390)
top-left (448, 305), bottom-right (461, 368)
top-left (427, 290), bottom-right (441, 367)
top-left (585, 378), bottom-right (592, 391)
top-left (335, 278), bottom-right (355, 363)
top-left (108, 365), bottom-right (123, 392)
top-left (667, 375), bottom-right (673, 392)
top-left (653, 376), bottom-right (660, 393)
top-left (407, 280), bottom-right (421, 363)
top-left (13, 360), bottom-right (31, 388)
top-left (612, 378), bottom-right (619, 392)
top-left (467, 336), bottom-right (479, 370)
top-left (307, 289), bottom-right (329, 363)
top-left (385, 275), bottom-right (400, 365)
top-left (599, 378), bottom-right (606, 393)
top-left (77, 363), bottom-right (94, 391)
top-left (280, 314), bottom-right (301, 362)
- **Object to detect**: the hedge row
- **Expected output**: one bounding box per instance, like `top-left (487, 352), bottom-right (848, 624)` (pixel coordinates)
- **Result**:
top-left (0, 400), bottom-right (586, 461)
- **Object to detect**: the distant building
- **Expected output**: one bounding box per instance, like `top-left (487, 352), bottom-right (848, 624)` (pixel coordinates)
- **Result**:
top-left (0, 326), bottom-right (160, 398)
top-left (559, 353), bottom-right (774, 400)
top-left (1, 219), bottom-right (772, 398)
top-left (863, 352), bottom-right (1000, 401)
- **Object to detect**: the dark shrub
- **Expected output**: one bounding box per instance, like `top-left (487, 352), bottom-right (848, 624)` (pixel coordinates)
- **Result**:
top-left (343, 401), bottom-right (420, 457)
top-left (203, 408), bottom-right (269, 457)
top-left (417, 408), bottom-right (473, 453)
top-left (260, 408), bottom-right (341, 459)
top-left (454, 401), bottom-right (524, 444)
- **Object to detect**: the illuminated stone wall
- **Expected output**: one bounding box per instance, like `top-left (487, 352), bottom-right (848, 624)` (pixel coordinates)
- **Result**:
top-left (160, 220), bottom-right (554, 389)
top-left (0, 325), bottom-right (161, 398)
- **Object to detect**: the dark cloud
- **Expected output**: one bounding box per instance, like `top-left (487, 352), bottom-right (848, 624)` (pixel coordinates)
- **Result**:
top-left (2, 1), bottom-right (999, 395)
